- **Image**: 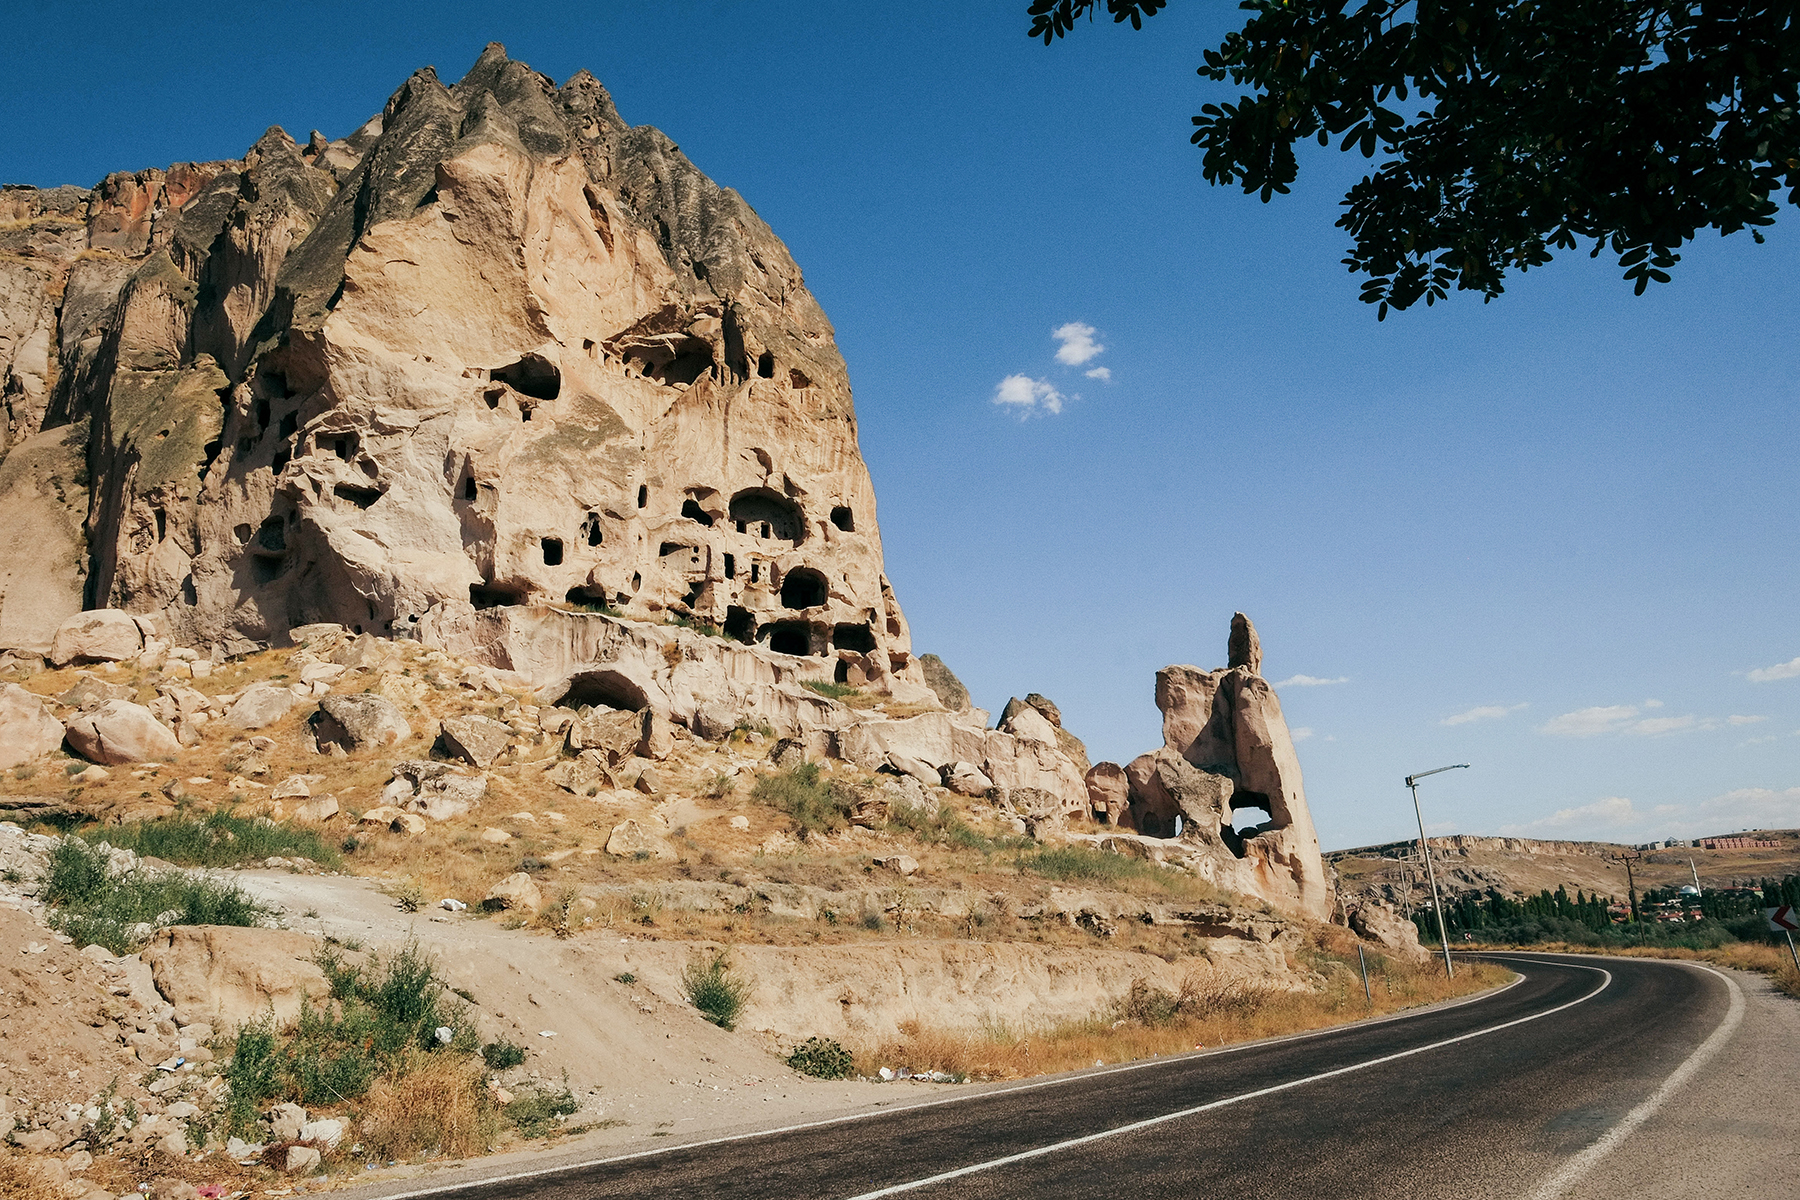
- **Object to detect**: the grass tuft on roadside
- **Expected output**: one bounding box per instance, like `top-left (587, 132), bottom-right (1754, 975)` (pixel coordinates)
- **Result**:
top-left (41, 836), bottom-right (269, 955)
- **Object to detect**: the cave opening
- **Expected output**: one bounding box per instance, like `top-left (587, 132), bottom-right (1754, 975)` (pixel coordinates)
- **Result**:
top-left (542, 537), bottom-right (564, 566)
top-left (681, 498), bottom-right (715, 527)
top-left (832, 622), bottom-right (876, 653)
top-left (556, 668), bottom-right (648, 712)
top-left (723, 606), bottom-right (754, 644)
top-left (830, 506), bottom-right (854, 533)
top-left (780, 568), bottom-right (828, 611)
top-left (582, 513), bottom-right (603, 546)
top-left (765, 622), bottom-right (810, 657)
top-left (729, 488), bottom-right (804, 544)
top-left (491, 353), bottom-right (561, 401)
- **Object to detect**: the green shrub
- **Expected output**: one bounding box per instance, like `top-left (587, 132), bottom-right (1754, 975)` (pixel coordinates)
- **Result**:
top-left (1020, 845), bottom-right (1157, 887)
top-left (481, 1039), bottom-right (527, 1070)
top-left (220, 939), bottom-right (477, 1135)
top-left (79, 809), bottom-right (341, 868)
top-left (504, 1080), bottom-right (580, 1137)
top-left (42, 837), bottom-right (269, 955)
top-left (800, 680), bottom-right (860, 700)
top-left (786, 1037), bottom-right (855, 1079)
top-left (681, 949), bottom-right (752, 1030)
top-left (751, 763), bottom-right (853, 837)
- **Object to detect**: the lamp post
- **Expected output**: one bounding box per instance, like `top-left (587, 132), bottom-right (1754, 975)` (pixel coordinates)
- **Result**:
top-left (1406, 764), bottom-right (1470, 978)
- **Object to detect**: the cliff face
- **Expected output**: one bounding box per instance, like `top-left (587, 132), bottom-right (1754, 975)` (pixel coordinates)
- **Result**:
top-left (0, 44), bottom-right (913, 690)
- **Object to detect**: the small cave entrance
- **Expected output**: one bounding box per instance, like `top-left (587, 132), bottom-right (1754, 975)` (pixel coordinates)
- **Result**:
top-left (723, 605), bottom-right (755, 644)
top-left (333, 483), bottom-right (381, 510)
top-left (491, 354), bottom-right (561, 401)
top-left (279, 411), bottom-right (298, 438)
top-left (764, 621), bottom-right (811, 657)
top-left (463, 477), bottom-right (478, 502)
top-left (469, 582), bottom-right (526, 610)
top-left (582, 512), bottom-right (604, 546)
top-left (832, 622), bottom-right (876, 653)
top-left (830, 506), bottom-right (854, 533)
top-left (542, 537), bottom-right (564, 566)
top-left (780, 567), bottom-right (828, 611)
top-left (729, 488), bottom-right (804, 544)
top-left (680, 498), bottom-right (716, 527)
top-left (756, 351), bottom-right (775, 378)
top-left (556, 669), bottom-right (648, 712)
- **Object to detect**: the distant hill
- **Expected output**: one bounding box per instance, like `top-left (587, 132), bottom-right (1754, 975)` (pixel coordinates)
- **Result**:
top-left (1330, 829), bottom-right (1800, 910)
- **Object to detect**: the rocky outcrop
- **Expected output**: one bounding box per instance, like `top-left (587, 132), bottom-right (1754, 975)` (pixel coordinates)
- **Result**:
top-left (1085, 614), bottom-right (1330, 922)
top-left (140, 925), bottom-right (330, 1027)
top-left (0, 683), bottom-right (64, 769)
top-left (0, 44), bottom-right (923, 714)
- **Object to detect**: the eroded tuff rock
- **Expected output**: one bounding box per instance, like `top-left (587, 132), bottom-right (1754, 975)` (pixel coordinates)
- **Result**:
top-left (1084, 613), bottom-right (1330, 921)
top-left (0, 44), bottom-right (919, 702)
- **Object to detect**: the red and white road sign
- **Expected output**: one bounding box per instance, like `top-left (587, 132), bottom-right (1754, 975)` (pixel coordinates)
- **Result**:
top-left (1765, 906), bottom-right (1799, 933)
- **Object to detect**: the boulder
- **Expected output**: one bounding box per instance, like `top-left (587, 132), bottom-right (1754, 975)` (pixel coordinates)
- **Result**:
top-left (357, 805), bottom-right (405, 826)
top-left (269, 774), bottom-right (320, 799)
top-left (1348, 899), bottom-right (1431, 963)
top-left (885, 752), bottom-right (939, 788)
top-left (268, 1103), bottom-right (308, 1141)
top-left (483, 872), bottom-right (543, 912)
top-left (224, 683), bottom-right (300, 730)
top-left (64, 700), bottom-right (180, 764)
top-left (480, 826), bottom-right (511, 844)
top-left (999, 703), bottom-right (1058, 748)
top-left (47, 610), bottom-right (143, 666)
top-left (545, 753), bottom-right (609, 796)
top-left (439, 713), bottom-right (513, 768)
top-left (918, 653), bottom-right (971, 710)
top-left (941, 760), bottom-right (993, 797)
top-left (299, 1117), bottom-right (345, 1149)
top-left (387, 761), bottom-right (486, 821)
top-left (311, 694), bottom-right (410, 751)
top-left (291, 795), bottom-right (339, 823)
top-left (874, 853), bottom-right (919, 876)
top-left (141, 926), bottom-right (330, 1026)
top-left (57, 673), bottom-right (134, 711)
top-left (638, 707), bottom-right (674, 760)
top-left (769, 737), bottom-right (807, 770)
top-left (0, 682), bottom-right (63, 768)
top-left (689, 700), bottom-right (737, 742)
top-left (1125, 748), bottom-right (1234, 840)
top-left (389, 811), bottom-right (427, 835)
top-left (605, 818), bottom-right (676, 861)
top-left (284, 1145), bottom-right (321, 1174)
top-left (567, 707), bottom-right (645, 761)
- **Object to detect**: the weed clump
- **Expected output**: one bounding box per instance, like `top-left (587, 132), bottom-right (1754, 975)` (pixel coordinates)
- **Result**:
top-left (786, 1036), bottom-right (855, 1079)
top-left (77, 809), bottom-right (341, 868)
top-left (751, 763), bottom-right (853, 837)
top-left (800, 680), bottom-right (860, 700)
top-left (503, 1080), bottom-right (580, 1137)
top-left (681, 949), bottom-right (753, 1030)
top-left (1020, 845), bottom-right (1162, 887)
top-left (481, 1039), bottom-right (527, 1070)
top-left (41, 837), bottom-right (268, 954)
top-left (222, 940), bottom-right (477, 1134)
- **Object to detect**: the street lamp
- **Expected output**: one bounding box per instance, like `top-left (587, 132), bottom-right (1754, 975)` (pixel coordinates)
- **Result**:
top-left (1405, 764), bottom-right (1470, 978)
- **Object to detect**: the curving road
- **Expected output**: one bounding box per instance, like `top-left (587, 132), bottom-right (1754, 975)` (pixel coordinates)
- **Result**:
top-left (351, 954), bottom-right (1784, 1200)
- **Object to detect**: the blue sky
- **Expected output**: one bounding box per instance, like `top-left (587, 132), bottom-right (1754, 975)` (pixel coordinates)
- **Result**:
top-left (7, 2), bottom-right (1797, 849)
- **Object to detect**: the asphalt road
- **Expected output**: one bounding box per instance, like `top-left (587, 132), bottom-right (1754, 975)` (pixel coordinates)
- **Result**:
top-left (360, 953), bottom-right (1760, 1200)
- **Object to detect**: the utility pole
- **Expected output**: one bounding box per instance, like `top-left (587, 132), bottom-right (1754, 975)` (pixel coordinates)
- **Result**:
top-left (1406, 764), bottom-right (1470, 979)
top-left (1608, 850), bottom-right (1644, 931)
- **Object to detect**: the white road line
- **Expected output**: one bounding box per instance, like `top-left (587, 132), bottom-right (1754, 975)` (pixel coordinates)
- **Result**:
top-left (1527, 961), bottom-right (1745, 1200)
top-left (353, 964), bottom-right (1527, 1200)
top-left (841, 961), bottom-right (1612, 1200)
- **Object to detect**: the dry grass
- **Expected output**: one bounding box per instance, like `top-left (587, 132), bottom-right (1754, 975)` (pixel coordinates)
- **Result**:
top-left (0, 1150), bottom-right (63, 1200)
top-left (1523, 940), bottom-right (1800, 999)
top-left (355, 1052), bottom-right (499, 1161)
top-left (857, 956), bottom-right (1512, 1081)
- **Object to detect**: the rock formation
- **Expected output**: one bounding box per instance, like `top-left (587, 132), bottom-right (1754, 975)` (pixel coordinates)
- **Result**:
top-left (1082, 614), bottom-right (1331, 921)
top-left (0, 44), bottom-right (915, 698)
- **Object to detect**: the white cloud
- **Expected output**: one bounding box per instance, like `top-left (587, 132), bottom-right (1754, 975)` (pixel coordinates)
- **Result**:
top-left (1537, 704), bottom-right (1727, 738)
top-left (992, 374), bottom-right (1064, 417)
top-left (1491, 784), bottom-right (1800, 842)
top-left (1290, 727), bottom-right (1314, 742)
top-left (1442, 703), bottom-right (1527, 727)
top-left (1748, 656), bottom-right (1800, 683)
top-left (1052, 322), bottom-right (1103, 366)
top-left (1084, 366), bottom-right (1111, 381)
top-left (1275, 674), bottom-right (1349, 688)
top-left (1728, 714), bottom-right (1767, 726)
top-left (1498, 795), bottom-right (1642, 836)
top-left (1538, 705), bottom-right (1641, 737)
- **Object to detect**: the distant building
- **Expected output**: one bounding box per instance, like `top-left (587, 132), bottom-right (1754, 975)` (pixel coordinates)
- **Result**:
top-left (1699, 837), bottom-right (1781, 850)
